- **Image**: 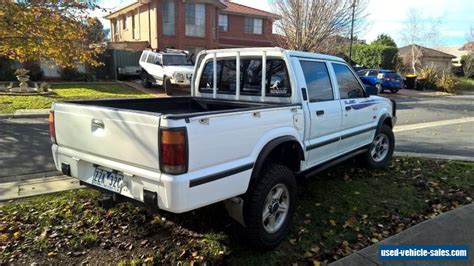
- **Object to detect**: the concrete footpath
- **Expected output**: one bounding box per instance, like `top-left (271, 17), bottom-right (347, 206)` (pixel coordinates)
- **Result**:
top-left (0, 175), bottom-right (81, 201)
top-left (330, 204), bottom-right (474, 265)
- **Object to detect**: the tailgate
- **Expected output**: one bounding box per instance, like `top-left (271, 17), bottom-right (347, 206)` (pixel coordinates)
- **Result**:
top-left (54, 103), bottom-right (161, 171)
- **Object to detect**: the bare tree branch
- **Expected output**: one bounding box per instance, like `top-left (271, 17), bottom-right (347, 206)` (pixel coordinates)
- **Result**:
top-left (272, 0), bottom-right (368, 52)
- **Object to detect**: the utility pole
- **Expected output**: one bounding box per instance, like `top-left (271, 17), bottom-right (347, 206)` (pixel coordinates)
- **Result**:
top-left (349, 0), bottom-right (356, 64)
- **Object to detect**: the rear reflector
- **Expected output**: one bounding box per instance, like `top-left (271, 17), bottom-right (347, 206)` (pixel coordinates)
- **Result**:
top-left (49, 111), bottom-right (56, 144)
top-left (159, 128), bottom-right (187, 175)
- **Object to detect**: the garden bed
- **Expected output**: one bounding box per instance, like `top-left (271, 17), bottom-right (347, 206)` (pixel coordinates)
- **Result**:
top-left (1, 157), bottom-right (473, 265)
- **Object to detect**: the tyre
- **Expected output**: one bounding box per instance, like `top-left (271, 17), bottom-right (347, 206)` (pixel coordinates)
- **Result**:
top-left (163, 77), bottom-right (173, 96)
top-left (141, 72), bottom-right (152, 88)
top-left (362, 124), bottom-right (395, 169)
top-left (243, 163), bottom-right (297, 249)
top-left (376, 84), bottom-right (384, 93)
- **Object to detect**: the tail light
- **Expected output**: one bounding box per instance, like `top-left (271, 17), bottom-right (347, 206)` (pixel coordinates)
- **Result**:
top-left (159, 128), bottom-right (188, 175)
top-left (49, 111), bottom-right (56, 144)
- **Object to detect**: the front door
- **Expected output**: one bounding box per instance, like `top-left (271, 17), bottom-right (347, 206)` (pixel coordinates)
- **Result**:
top-left (331, 63), bottom-right (377, 153)
top-left (299, 59), bottom-right (342, 167)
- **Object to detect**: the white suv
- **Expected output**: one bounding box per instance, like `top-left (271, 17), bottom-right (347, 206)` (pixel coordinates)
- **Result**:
top-left (139, 49), bottom-right (194, 95)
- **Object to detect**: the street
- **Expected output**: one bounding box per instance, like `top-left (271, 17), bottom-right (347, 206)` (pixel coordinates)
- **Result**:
top-left (389, 93), bottom-right (474, 157)
top-left (1, 93), bottom-right (473, 180)
top-left (0, 118), bottom-right (57, 179)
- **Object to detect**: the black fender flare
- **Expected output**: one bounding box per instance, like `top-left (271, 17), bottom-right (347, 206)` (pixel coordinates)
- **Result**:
top-left (376, 113), bottom-right (392, 134)
top-left (250, 136), bottom-right (304, 185)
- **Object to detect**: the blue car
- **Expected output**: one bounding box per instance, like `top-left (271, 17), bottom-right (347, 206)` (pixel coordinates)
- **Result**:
top-left (357, 69), bottom-right (404, 93)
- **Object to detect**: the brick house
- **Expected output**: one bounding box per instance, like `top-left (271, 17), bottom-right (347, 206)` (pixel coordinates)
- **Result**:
top-left (105, 0), bottom-right (279, 56)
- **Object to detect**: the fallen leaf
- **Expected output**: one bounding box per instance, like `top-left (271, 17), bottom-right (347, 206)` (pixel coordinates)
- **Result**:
top-left (48, 252), bottom-right (56, 257)
top-left (329, 220), bottom-right (336, 226)
top-left (310, 246), bottom-right (320, 254)
top-left (371, 238), bottom-right (379, 243)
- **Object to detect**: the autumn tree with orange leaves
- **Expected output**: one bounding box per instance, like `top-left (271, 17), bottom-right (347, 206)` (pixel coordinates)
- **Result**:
top-left (0, 0), bottom-right (105, 67)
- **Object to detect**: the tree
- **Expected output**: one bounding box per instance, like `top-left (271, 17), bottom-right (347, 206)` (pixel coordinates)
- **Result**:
top-left (371, 34), bottom-right (397, 47)
top-left (0, 1), bottom-right (105, 67)
top-left (400, 8), bottom-right (442, 74)
top-left (86, 17), bottom-right (106, 44)
top-left (272, 0), bottom-right (368, 52)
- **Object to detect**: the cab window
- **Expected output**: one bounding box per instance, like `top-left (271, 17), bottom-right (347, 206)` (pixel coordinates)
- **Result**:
top-left (332, 63), bottom-right (365, 99)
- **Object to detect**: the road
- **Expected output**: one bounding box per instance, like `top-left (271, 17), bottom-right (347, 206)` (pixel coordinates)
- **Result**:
top-left (0, 118), bottom-right (57, 179)
top-left (1, 92), bottom-right (473, 180)
top-left (388, 93), bottom-right (474, 157)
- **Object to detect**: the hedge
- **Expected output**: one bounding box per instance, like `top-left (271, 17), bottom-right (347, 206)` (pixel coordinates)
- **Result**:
top-left (352, 44), bottom-right (399, 70)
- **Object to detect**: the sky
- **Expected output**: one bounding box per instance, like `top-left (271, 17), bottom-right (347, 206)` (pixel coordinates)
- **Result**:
top-left (97, 0), bottom-right (474, 47)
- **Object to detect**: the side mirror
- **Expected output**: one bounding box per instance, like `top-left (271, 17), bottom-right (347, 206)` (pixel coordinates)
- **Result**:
top-left (365, 85), bottom-right (379, 96)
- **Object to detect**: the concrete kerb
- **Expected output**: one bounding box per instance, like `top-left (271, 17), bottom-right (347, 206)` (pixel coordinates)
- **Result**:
top-left (0, 175), bottom-right (82, 201)
top-left (0, 171), bottom-right (62, 184)
top-left (394, 151), bottom-right (474, 162)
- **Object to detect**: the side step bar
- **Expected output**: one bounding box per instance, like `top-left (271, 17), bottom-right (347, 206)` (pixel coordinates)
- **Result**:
top-left (299, 148), bottom-right (368, 178)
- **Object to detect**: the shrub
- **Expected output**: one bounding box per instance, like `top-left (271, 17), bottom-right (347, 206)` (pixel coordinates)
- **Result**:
top-left (352, 44), bottom-right (399, 69)
top-left (417, 66), bottom-right (438, 90)
top-left (60, 67), bottom-right (93, 81)
top-left (23, 61), bottom-right (44, 81)
top-left (0, 57), bottom-right (16, 81)
top-left (436, 71), bottom-right (457, 93)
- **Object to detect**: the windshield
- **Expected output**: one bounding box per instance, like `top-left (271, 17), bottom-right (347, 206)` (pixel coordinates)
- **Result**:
top-left (162, 54), bottom-right (192, 66)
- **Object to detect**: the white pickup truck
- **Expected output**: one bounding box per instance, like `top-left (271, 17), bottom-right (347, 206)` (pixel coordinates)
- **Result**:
top-left (50, 48), bottom-right (396, 249)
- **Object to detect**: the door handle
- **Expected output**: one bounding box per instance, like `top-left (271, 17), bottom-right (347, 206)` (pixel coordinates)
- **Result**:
top-left (92, 119), bottom-right (104, 128)
top-left (345, 106), bottom-right (352, 111)
top-left (316, 110), bottom-right (325, 116)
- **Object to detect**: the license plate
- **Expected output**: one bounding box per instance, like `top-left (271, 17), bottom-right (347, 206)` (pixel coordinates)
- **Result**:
top-left (92, 168), bottom-right (124, 193)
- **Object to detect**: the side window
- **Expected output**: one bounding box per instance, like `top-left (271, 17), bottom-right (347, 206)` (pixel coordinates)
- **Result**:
top-left (368, 70), bottom-right (378, 76)
top-left (140, 52), bottom-right (147, 62)
top-left (199, 58), bottom-right (291, 97)
top-left (356, 70), bottom-right (367, 76)
top-left (146, 53), bottom-right (156, 64)
top-left (300, 61), bottom-right (333, 102)
top-left (332, 63), bottom-right (364, 99)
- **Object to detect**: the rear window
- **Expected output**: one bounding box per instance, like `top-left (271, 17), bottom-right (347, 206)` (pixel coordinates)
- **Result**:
top-left (383, 72), bottom-right (400, 79)
top-left (199, 58), bottom-right (291, 97)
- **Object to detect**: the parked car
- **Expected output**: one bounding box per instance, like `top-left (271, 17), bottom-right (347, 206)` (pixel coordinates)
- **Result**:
top-left (50, 48), bottom-right (396, 249)
top-left (139, 49), bottom-right (194, 95)
top-left (357, 69), bottom-right (404, 93)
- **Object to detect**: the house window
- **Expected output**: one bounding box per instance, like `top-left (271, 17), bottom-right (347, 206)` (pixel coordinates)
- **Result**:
top-left (162, 0), bottom-right (175, 35)
top-left (218, 14), bottom-right (228, 32)
top-left (185, 3), bottom-right (205, 37)
top-left (244, 17), bottom-right (262, 34)
top-left (113, 19), bottom-right (120, 41)
top-left (131, 13), bottom-right (136, 39)
top-left (123, 15), bottom-right (127, 29)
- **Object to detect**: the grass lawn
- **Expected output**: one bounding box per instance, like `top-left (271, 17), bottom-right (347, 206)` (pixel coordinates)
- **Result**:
top-left (0, 84), bottom-right (152, 114)
top-left (1, 157), bottom-right (473, 265)
top-left (456, 77), bottom-right (474, 92)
